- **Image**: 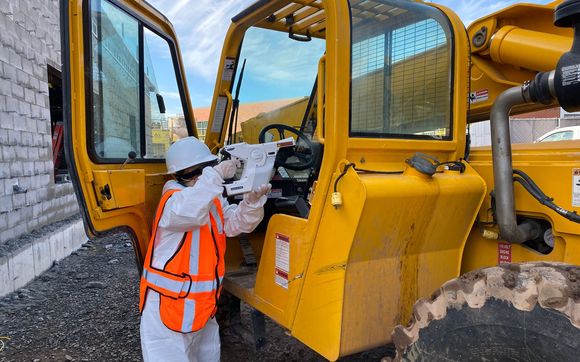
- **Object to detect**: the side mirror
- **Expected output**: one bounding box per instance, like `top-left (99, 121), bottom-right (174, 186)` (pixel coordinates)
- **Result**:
top-left (156, 93), bottom-right (166, 114)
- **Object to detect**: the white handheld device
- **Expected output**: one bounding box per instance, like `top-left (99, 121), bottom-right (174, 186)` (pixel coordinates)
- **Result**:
top-left (220, 137), bottom-right (295, 196)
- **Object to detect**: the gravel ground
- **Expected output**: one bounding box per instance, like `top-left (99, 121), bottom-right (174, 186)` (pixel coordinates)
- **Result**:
top-left (0, 233), bottom-right (393, 361)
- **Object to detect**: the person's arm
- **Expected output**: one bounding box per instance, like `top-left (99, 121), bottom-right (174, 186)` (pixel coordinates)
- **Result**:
top-left (222, 184), bottom-right (271, 237)
top-left (158, 167), bottom-right (224, 232)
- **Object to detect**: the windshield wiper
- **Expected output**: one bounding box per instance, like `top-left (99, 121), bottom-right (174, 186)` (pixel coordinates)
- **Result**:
top-left (227, 58), bottom-right (247, 145)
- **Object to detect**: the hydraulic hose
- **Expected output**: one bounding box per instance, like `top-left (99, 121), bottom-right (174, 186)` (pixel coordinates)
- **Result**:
top-left (513, 169), bottom-right (580, 223)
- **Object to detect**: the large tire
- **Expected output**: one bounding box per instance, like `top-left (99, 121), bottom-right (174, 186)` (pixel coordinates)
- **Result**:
top-left (387, 262), bottom-right (580, 362)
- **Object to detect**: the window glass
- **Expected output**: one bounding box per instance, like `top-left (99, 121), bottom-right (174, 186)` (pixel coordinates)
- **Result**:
top-left (89, 0), bottom-right (188, 161)
top-left (196, 120), bottom-right (208, 141)
top-left (540, 131), bottom-right (573, 142)
top-left (143, 28), bottom-right (186, 158)
top-left (91, 0), bottom-right (140, 158)
top-left (349, 0), bottom-right (453, 139)
top-left (229, 27), bottom-right (325, 144)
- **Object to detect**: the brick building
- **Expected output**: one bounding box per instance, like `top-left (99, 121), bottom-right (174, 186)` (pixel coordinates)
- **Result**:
top-left (0, 1), bottom-right (79, 246)
top-left (192, 98), bottom-right (304, 141)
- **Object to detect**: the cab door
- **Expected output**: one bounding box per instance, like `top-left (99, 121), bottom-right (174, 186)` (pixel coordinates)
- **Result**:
top-left (61, 0), bottom-right (196, 264)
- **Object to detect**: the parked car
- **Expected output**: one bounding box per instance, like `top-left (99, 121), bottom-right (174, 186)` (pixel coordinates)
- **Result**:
top-left (535, 126), bottom-right (580, 142)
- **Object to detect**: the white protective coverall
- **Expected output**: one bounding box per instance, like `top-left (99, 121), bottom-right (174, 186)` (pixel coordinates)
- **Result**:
top-left (140, 166), bottom-right (267, 362)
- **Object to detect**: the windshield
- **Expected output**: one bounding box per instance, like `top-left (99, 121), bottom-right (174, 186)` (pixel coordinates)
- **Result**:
top-left (349, 0), bottom-right (453, 140)
top-left (228, 27), bottom-right (325, 144)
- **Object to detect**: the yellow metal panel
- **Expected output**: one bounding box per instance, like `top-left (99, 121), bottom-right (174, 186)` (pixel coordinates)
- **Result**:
top-left (340, 164), bottom-right (486, 355)
top-left (222, 215), bottom-right (311, 329)
top-left (109, 170), bottom-right (145, 208)
top-left (292, 167), bottom-right (366, 360)
top-left (464, 141), bottom-right (580, 271)
top-left (292, 160), bottom-right (485, 359)
top-left (489, 26), bottom-right (572, 72)
top-left (92, 170), bottom-right (146, 210)
top-left (287, 0), bottom-right (354, 357)
top-left (253, 215), bottom-right (309, 327)
top-left (467, 1), bottom-right (571, 121)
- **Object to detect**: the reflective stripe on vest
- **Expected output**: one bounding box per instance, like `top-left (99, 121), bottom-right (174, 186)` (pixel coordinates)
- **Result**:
top-left (143, 269), bottom-right (224, 294)
top-left (139, 190), bottom-right (226, 333)
top-left (189, 229), bottom-right (200, 275)
top-left (142, 269), bottom-right (190, 296)
top-left (181, 299), bottom-right (196, 332)
top-left (209, 204), bottom-right (223, 234)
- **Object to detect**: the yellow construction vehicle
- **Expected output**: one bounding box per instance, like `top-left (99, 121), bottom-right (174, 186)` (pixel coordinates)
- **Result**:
top-left (61, 0), bottom-right (580, 360)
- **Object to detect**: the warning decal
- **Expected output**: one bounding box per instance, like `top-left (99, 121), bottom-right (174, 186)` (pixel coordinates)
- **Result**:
top-left (469, 89), bottom-right (489, 104)
top-left (573, 169), bottom-right (580, 207)
top-left (222, 57), bottom-right (236, 81)
top-left (561, 64), bottom-right (580, 86)
top-left (498, 242), bottom-right (511, 264)
top-left (210, 96), bottom-right (228, 133)
top-left (275, 233), bottom-right (290, 289)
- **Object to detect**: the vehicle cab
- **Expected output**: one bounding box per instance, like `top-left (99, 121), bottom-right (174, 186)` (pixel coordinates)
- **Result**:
top-left (62, 0), bottom-right (487, 359)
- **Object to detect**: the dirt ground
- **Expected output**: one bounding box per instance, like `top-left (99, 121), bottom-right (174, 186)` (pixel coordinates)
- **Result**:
top-left (0, 233), bottom-right (393, 361)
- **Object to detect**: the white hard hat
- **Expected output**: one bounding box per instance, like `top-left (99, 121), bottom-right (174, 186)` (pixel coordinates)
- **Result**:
top-left (165, 136), bottom-right (218, 174)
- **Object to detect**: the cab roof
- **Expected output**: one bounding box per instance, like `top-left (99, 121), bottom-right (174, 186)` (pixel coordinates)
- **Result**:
top-left (232, 0), bottom-right (409, 39)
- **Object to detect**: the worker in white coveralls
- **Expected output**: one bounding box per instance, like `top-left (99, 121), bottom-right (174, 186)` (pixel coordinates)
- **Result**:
top-left (139, 136), bottom-right (270, 361)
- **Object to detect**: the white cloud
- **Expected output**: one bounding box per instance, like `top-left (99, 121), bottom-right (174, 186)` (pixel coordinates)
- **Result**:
top-left (150, 0), bottom-right (554, 81)
top-left (148, 0), bottom-right (255, 80)
top-left (147, 0), bottom-right (555, 106)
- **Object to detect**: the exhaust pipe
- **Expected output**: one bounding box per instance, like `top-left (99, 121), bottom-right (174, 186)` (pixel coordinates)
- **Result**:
top-left (490, 85), bottom-right (544, 243)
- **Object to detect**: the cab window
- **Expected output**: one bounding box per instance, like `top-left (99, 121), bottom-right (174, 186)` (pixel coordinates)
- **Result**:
top-left (349, 0), bottom-right (453, 140)
top-left (88, 0), bottom-right (188, 161)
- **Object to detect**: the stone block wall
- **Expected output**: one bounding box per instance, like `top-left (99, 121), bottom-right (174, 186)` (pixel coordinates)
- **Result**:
top-left (0, 0), bottom-right (79, 246)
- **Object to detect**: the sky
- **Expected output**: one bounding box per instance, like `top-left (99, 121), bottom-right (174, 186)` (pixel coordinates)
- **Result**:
top-left (145, 0), bottom-right (553, 113)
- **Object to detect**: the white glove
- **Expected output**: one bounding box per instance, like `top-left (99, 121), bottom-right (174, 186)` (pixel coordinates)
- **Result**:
top-left (213, 160), bottom-right (239, 180)
top-left (243, 184), bottom-right (272, 205)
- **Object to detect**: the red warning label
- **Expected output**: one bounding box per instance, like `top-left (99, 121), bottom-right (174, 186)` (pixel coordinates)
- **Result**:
top-left (469, 89), bottom-right (489, 104)
top-left (498, 242), bottom-right (512, 264)
top-left (275, 233), bottom-right (290, 289)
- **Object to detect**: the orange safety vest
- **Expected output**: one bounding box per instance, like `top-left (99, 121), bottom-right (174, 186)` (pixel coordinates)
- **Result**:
top-left (139, 189), bottom-right (226, 333)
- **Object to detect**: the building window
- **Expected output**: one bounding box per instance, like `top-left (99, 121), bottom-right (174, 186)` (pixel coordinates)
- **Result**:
top-left (196, 120), bottom-right (208, 141)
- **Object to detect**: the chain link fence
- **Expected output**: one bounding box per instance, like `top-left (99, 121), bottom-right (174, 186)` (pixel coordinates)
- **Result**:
top-left (469, 116), bottom-right (580, 147)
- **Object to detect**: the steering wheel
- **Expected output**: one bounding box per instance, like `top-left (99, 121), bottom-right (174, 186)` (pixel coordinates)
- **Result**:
top-left (258, 124), bottom-right (315, 171)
